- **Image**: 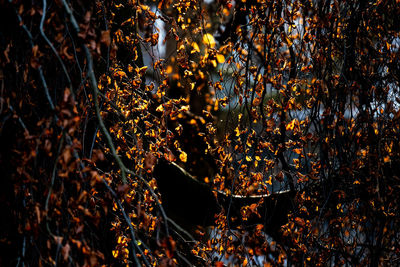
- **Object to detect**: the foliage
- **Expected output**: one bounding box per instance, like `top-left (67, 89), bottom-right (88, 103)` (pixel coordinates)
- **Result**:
top-left (1, 0), bottom-right (400, 266)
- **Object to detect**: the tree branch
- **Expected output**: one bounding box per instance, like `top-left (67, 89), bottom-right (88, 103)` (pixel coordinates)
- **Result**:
top-left (153, 160), bottom-right (296, 240)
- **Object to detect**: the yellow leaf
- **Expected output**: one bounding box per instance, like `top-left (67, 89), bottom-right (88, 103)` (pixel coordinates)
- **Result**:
top-left (175, 124), bottom-right (183, 135)
top-left (137, 66), bottom-right (148, 75)
top-left (140, 4), bottom-right (150, 11)
top-left (156, 104), bottom-right (164, 112)
top-left (286, 119), bottom-right (298, 131)
top-left (180, 105), bottom-right (190, 112)
top-left (286, 36), bottom-right (293, 47)
top-left (191, 42), bottom-right (200, 53)
top-left (202, 33), bottom-right (215, 48)
top-left (235, 127), bottom-right (240, 136)
top-left (246, 139), bottom-right (252, 147)
top-left (216, 53), bottom-right (225, 63)
top-left (184, 70), bottom-right (193, 77)
top-left (179, 151), bottom-right (187, 162)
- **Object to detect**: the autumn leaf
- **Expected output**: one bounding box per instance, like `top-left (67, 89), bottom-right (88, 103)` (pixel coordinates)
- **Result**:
top-left (216, 53), bottom-right (225, 63)
top-left (286, 118), bottom-right (299, 131)
top-left (191, 42), bottom-right (200, 53)
top-left (100, 30), bottom-right (111, 46)
top-left (5, 0), bottom-right (400, 265)
top-left (179, 151), bottom-right (187, 162)
top-left (202, 33), bottom-right (215, 48)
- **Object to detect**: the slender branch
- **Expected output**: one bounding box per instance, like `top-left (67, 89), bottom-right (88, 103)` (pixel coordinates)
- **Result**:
top-left (102, 179), bottom-right (150, 267)
top-left (61, 0), bottom-right (127, 183)
top-left (84, 44), bottom-right (127, 183)
top-left (61, 0), bottom-right (173, 238)
top-left (125, 168), bottom-right (170, 236)
top-left (40, 0), bottom-right (75, 99)
top-left (7, 104), bottom-right (29, 134)
top-left (14, 9), bottom-right (56, 111)
top-left (167, 217), bottom-right (195, 242)
top-left (45, 132), bottom-right (65, 213)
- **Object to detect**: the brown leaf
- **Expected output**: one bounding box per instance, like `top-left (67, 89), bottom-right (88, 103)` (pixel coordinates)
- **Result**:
top-left (117, 184), bottom-right (129, 195)
top-left (145, 152), bottom-right (157, 172)
top-left (100, 30), bottom-right (111, 47)
top-left (54, 236), bottom-right (63, 245)
top-left (62, 243), bottom-right (71, 261)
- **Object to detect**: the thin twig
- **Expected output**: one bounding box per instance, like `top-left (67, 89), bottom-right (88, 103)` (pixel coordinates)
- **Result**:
top-left (61, 0), bottom-right (179, 253)
top-left (125, 169), bottom-right (170, 236)
top-left (167, 217), bottom-right (195, 242)
top-left (45, 132), bottom-right (65, 213)
top-left (14, 9), bottom-right (55, 111)
top-left (8, 104), bottom-right (29, 134)
top-left (84, 44), bottom-right (127, 183)
top-left (102, 179), bottom-right (150, 267)
top-left (64, 0), bottom-right (127, 181)
top-left (40, 0), bottom-right (75, 99)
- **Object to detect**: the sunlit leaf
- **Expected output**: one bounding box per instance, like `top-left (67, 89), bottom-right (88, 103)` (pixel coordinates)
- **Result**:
top-left (191, 42), bottom-right (200, 53)
top-left (202, 33), bottom-right (215, 48)
top-left (216, 53), bottom-right (225, 63)
top-left (179, 151), bottom-right (187, 162)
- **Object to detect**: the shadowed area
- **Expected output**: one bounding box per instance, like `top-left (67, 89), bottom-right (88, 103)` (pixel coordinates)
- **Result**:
top-left (153, 159), bottom-right (296, 241)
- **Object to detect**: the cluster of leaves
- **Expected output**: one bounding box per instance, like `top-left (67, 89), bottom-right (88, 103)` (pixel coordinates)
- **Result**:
top-left (210, 0), bottom-right (400, 265)
top-left (1, 0), bottom-right (400, 266)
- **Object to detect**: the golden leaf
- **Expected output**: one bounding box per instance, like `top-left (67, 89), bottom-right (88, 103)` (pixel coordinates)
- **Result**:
top-left (179, 151), bottom-right (187, 162)
top-left (156, 104), bottom-right (164, 112)
top-left (235, 127), bottom-right (240, 136)
top-left (202, 33), bottom-right (215, 48)
top-left (286, 119), bottom-right (299, 131)
top-left (191, 42), bottom-right (200, 53)
top-left (216, 53), bottom-right (225, 63)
